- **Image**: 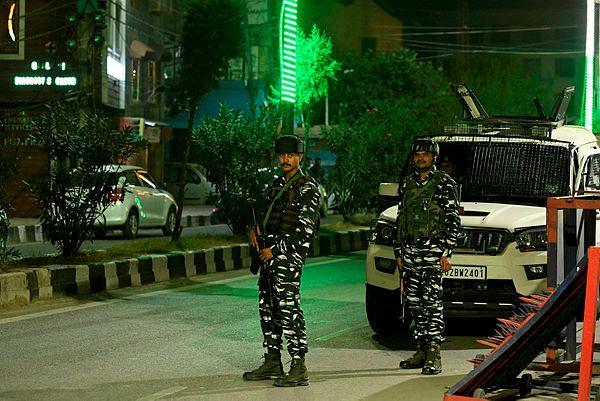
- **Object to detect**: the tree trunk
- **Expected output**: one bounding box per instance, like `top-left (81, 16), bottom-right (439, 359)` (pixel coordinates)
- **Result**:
top-left (171, 102), bottom-right (197, 242)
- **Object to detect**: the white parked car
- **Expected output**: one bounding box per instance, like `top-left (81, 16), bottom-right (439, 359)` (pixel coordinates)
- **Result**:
top-left (366, 84), bottom-right (600, 334)
top-left (94, 165), bottom-right (178, 239)
top-left (164, 162), bottom-right (214, 205)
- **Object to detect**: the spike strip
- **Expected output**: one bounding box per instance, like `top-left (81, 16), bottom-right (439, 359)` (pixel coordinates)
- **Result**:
top-left (446, 253), bottom-right (588, 397)
top-left (477, 339), bottom-right (501, 349)
top-left (476, 290), bottom-right (556, 363)
top-left (497, 318), bottom-right (522, 328)
top-left (519, 297), bottom-right (544, 307)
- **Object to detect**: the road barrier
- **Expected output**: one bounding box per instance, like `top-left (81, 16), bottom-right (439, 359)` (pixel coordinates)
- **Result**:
top-left (0, 229), bottom-right (369, 307)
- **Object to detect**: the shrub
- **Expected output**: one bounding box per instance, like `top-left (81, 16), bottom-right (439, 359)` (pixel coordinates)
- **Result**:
top-left (192, 104), bottom-right (281, 234)
top-left (27, 103), bottom-right (142, 258)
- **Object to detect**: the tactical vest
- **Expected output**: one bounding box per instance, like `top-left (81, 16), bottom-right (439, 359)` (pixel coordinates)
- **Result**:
top-left (397, 171), bottom-right (446, 242)
top-left (265, 174), bottom-right (317, 234)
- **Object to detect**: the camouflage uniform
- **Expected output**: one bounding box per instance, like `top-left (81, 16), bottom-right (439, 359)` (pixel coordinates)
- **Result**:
top-left (259, 170), bottom-right (321, 358)
top-left (394, 166), bottom-right (460, 346)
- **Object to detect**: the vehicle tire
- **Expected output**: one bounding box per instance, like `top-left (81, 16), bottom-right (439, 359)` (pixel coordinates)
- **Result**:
top-left (94, 227), bottom-right (106, 239)
top-left (123, 210), bottom-right (139, 239)
top-left (162, 207), bottom-right (176, 236)
top-left (365, 284), bottom-right (412, 335)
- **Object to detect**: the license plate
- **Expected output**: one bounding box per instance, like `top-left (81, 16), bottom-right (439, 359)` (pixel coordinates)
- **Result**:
top-left (443, 265), bottom-right (487, 280)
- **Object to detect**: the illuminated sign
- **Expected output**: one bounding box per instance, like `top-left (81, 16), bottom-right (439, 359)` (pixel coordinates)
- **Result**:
top-left (14, 76), bottom-right (77, 86)
top-left (0, 0), bottom-right (23, 59)
top-left (13, 60), bottom-right (78, 87)
top-left (279, 0), bottom-right (298, 103)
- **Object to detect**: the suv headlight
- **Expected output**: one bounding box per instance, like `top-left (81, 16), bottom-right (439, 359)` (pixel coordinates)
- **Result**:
top-left (514, 226), bottom-right (547, 252)
top-left (369, 219), bottom-right (396, 246)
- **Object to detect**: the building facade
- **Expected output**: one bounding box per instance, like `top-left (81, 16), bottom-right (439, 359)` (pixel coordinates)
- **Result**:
top-left (0, 0), bottom-right (180, 217)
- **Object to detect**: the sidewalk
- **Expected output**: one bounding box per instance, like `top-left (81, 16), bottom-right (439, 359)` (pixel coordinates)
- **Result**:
top-left (6, 205), bottom-right (217, 245)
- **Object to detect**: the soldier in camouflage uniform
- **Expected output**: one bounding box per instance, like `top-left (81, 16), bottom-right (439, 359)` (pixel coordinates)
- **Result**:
top-left (395, 138), bottom-right (460, 375)
top-left (243, 135), bottom-right (321, 387)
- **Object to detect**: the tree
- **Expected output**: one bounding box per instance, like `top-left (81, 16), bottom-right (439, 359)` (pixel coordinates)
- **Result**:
top-left (191, 104), bottom-right (281, 234)
top-left (167, 0), bottom-right (244, 241)
top-left (27, 102), bottom-right (141, 258)
top-left (325, 50), bottom-right (454, 219)
top-left (295, 25), bottom-right (340, 127)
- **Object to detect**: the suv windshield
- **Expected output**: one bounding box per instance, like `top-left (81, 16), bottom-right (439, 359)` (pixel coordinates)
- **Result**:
top-left (433, 136), bottom-right (571, 206)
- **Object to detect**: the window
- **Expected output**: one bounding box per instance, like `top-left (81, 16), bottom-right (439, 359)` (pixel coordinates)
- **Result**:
top-left (107, 0), bottom-right (124, 58)
top-left (125, 171), bottom-right (140, 186)
top-left (131, 59), bottom-right (140, 101)
top-left (137, 171), bottom-right (157, 189)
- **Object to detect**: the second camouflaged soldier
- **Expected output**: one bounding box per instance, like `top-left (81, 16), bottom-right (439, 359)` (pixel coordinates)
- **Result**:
top-left (243, 135), bottom-right (321, 387)
top-left (395, 138), bottom-right (460, 375)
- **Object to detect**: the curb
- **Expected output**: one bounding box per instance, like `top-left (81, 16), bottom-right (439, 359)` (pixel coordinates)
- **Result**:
top-left (0, 229), bottom-right (369, 307)
top-left (6, 214), bottom-right (212, 245)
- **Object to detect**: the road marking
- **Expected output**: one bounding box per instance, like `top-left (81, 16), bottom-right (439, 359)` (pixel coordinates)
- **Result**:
top-left (0, 300), bottom-right (122, 325)
top-left (307, 257), bottom-right (352, 267)
top-left (135, 386), bottom-right (186, 401)
top-left (0, 256), bottom-right (356, 324)
top-left (315, 324), bottom-right (367, 342)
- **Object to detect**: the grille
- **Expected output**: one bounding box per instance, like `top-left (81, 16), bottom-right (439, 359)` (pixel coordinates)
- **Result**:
top-left (465, 142), bottom-right (570, 200)
top-left (454, 228), bottom-right (512, 255)
top-left (425, 135), bottom-right (572, 206)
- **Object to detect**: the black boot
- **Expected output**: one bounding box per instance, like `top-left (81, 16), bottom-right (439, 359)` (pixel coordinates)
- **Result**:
top-left (243, 353), bottom-right (283, 381)
top-left (421, 344), bottom-right (442, 375)
top-left (273, 357), bottom-right (309, 387)
top-left (400, 343), bottom-right (428, 369)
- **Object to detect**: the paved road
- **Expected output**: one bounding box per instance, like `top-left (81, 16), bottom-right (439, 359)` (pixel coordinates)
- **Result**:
top-left (0, 252), bottom-right (580, 401)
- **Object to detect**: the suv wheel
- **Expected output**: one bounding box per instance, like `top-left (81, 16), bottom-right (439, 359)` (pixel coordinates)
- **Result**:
top-left (162, 207), bottom-right (176, 236)
top-left (123, 210), bottom-right (139, 239)
top-left (366, 284), bottom-right (412, 334)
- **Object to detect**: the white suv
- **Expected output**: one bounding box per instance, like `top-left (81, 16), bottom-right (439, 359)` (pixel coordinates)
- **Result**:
top-left (365, 84), bottom-right (600, 334)
top-left (94, 165), bottom-right (178, 239)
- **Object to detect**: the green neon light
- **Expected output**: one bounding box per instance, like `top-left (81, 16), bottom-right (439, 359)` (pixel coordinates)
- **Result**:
top-left (582, 0), bottom-right (594, 130)
top-left (279, 0), bottom-right (298, 104)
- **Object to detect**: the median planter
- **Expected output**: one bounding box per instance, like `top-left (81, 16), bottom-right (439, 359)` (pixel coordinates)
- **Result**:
top-left (0, 229), bottom-right (369, 307)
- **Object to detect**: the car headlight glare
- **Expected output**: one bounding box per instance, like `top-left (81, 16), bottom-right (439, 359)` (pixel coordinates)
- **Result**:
top-left (514, 226), bottom-right (547, 252)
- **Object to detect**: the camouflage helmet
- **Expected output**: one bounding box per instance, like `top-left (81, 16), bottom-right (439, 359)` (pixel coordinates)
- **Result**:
top-left (275, 135), bottom-right (304, 154)
top-left (411, 138), bottom-right (439, 158)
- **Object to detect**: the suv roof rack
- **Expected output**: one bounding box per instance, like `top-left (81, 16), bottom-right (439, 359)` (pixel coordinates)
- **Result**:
top-left (448, 83), bottom-right (575, 138)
